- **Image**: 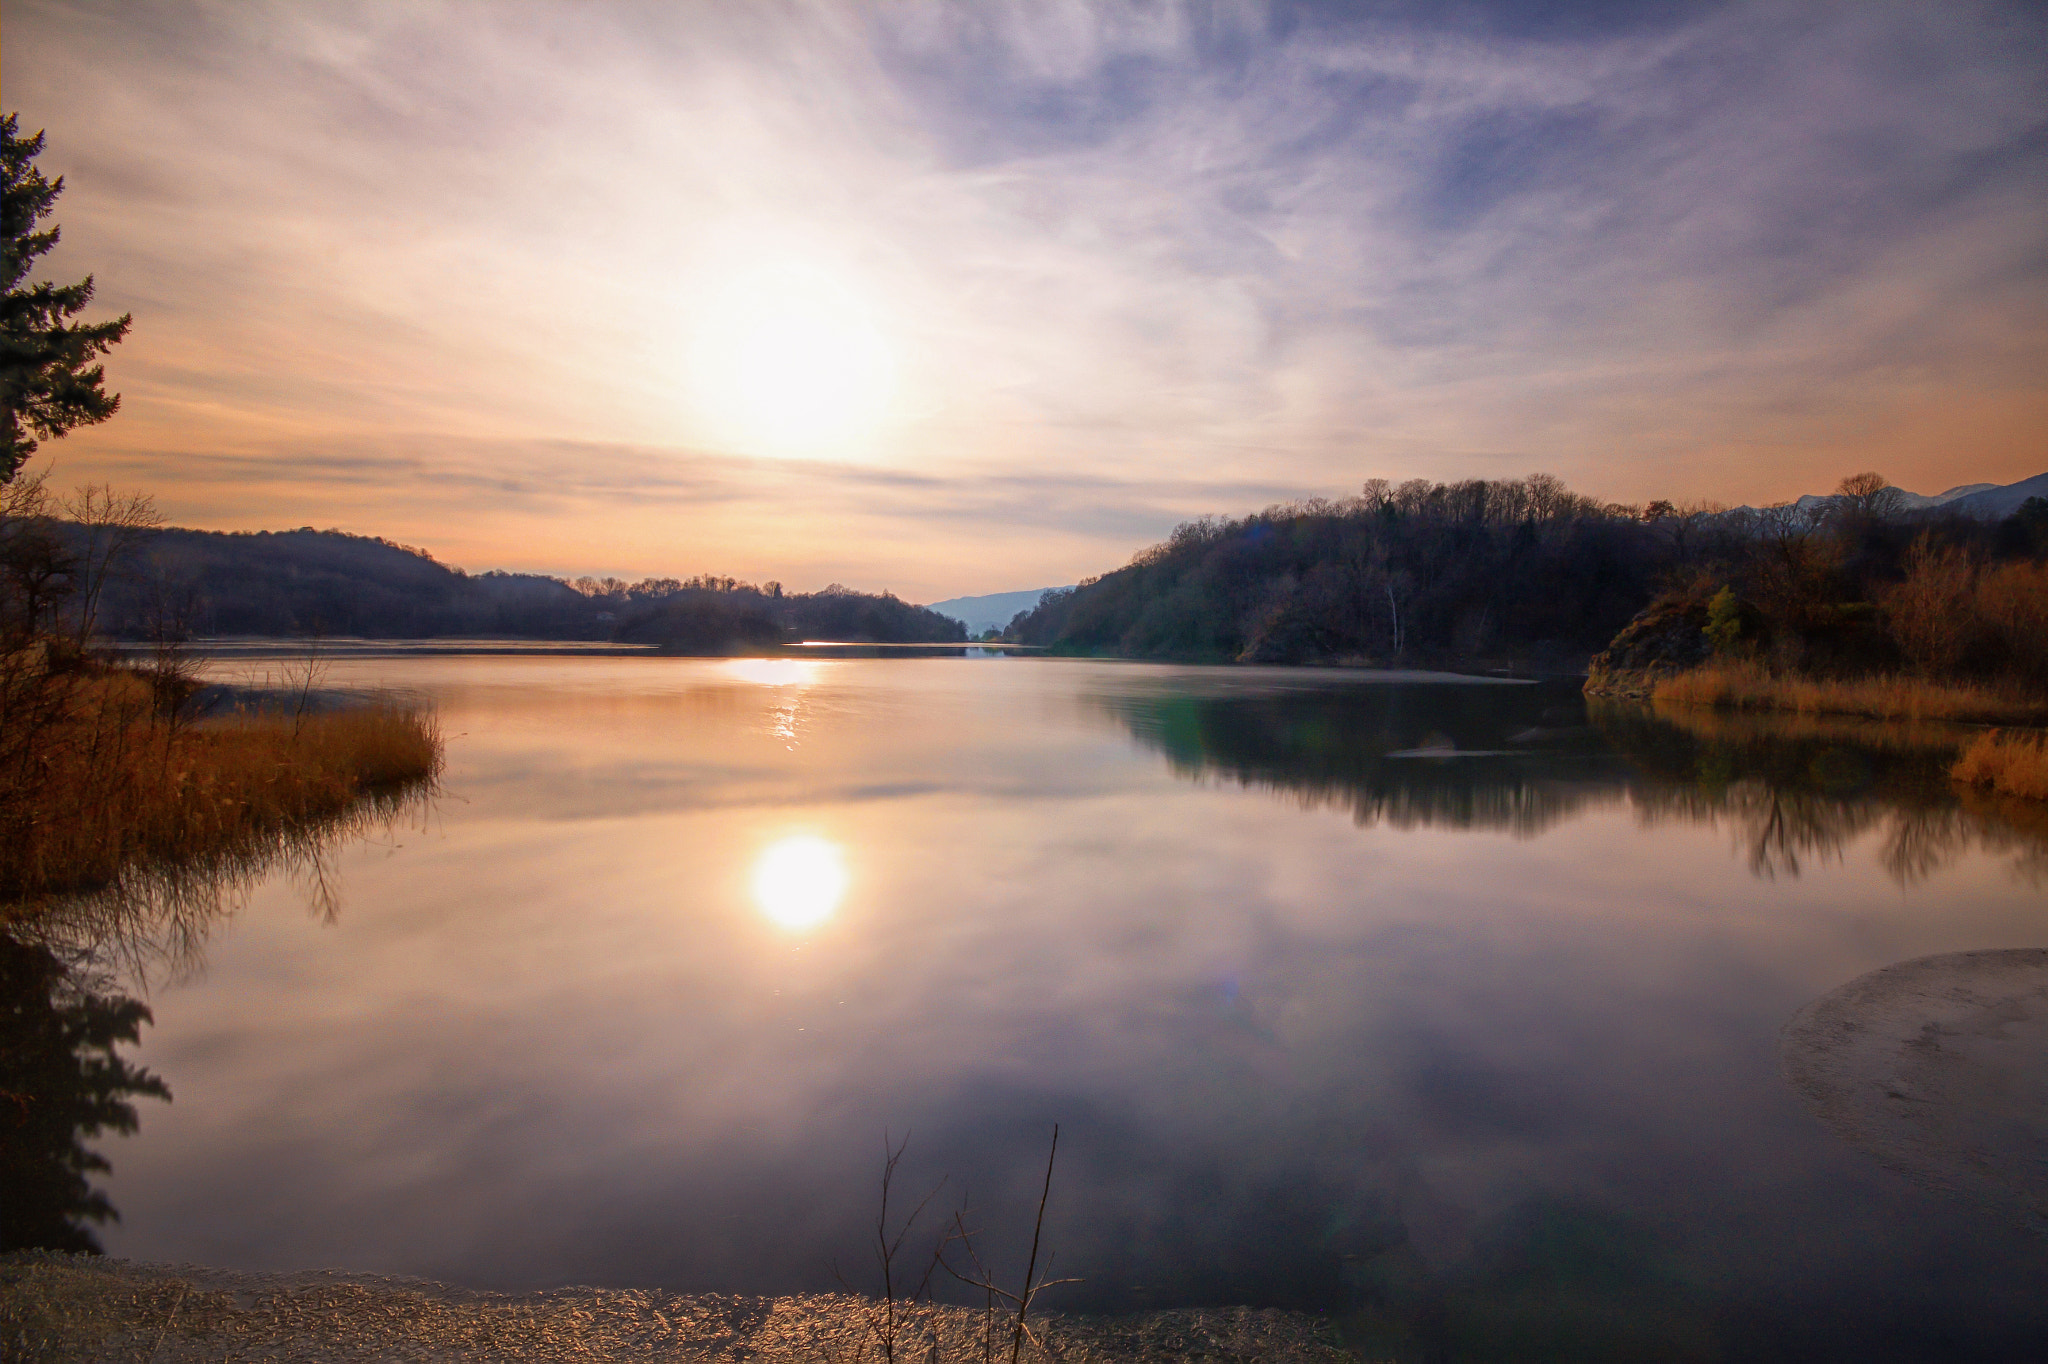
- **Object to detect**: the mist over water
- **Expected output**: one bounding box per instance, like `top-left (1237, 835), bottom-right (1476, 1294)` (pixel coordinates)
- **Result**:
top-left (49, 655), bottom-right (2048, 1358)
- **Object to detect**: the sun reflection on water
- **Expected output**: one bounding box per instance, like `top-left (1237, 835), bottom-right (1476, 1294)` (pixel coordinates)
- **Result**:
top-left (751, 835), bottom-right (847, 931)
top-left (724, 659), bottom-right (816, 687)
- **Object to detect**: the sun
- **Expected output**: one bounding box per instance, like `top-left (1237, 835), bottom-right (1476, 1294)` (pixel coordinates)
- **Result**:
top-left (688, 264), bottom-right (896, 456)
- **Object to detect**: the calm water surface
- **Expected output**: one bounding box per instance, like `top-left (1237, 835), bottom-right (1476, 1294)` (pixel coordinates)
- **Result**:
top-left (82, 656), bottom-right (2048, 1356)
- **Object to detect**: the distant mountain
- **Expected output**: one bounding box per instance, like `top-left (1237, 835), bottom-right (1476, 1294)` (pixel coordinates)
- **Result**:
top-left (1899, 481), bottom-right (2000, 509)
top-left (924, 586), bottom-right (1072, 635)
top-left (1776, 472), bottom-right (2043, 519)
top-left (1792, 482), bottom-right (1996, 513)
top-left (1945, 472), bottom-right (2048, 520)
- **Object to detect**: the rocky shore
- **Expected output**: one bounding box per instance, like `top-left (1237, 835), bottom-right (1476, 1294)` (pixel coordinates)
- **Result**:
top-left (1580, 595), bottom-right (1711, 701)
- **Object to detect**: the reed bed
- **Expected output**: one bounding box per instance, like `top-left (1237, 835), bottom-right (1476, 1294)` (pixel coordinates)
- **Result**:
top-left (1952, 730), bottom-right (2048, 803)
top-left (1627, 696), bottom-right (1976, 755)
top-left (1651, 661), bottom-right (2048, 726)
top-left (0, 665), bottom-right (441, 918)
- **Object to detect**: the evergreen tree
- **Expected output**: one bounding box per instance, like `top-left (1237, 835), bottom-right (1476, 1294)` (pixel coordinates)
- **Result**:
top-left (2, 114), bottom-right (131, 483)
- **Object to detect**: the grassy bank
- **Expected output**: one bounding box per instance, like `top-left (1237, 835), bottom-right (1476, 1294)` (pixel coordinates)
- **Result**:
top-left (0, 662), bottom-right (441, 918)
top-left (1649, 661), bottom-right (2048, 726)
top-left (1952, 731), bottom-right (2048, 802)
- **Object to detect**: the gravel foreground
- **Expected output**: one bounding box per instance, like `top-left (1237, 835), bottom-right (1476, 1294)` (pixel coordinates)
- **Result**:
top-left (0, 1254), bottom-right (1357, 1363)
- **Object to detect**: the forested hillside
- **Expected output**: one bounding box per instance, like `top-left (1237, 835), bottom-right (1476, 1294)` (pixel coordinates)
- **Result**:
top-left (56, 525), bottom-right (963, 648)
top-left (1590, 492), bottom-right (2048, 695)
top-left (1004, 474), bottom-right (2048, 673)
top-left (1007, 476), bottom-right (1672, 668)
top-left (611, 579), bottom-right (966, 650)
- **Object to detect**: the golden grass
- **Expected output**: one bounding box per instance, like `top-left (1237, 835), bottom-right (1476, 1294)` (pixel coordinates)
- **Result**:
top-left (1622, 697), bottom-right (1976, 756)
top-left (1952, 730), bottom-right (2048, 803)
top-left (1, 667), bottom-right (441, 918)
top-left (1651, 660), bottom-right (2048, 725)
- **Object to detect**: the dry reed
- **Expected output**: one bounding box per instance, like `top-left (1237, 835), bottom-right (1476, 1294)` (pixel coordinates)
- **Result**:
top-left (1651, 661), bottom-right (2048, 726)
top-left (1629, 697), bottom-right (1976, 755)
top-left (0, 666), bottom-right (441, 918)
top-left (1952, 731), bottom-right (2048, 803)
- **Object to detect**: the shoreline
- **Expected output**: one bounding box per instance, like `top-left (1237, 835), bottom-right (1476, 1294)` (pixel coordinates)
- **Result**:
top-left (0, 1253), bottom-right (1352, 1363)
top-left (0, 661), bottom-right (441, 921)
top-left (114, 636), bottom-right (1587, 676)
top-left (1586, 661), bottom-right (2048, 727)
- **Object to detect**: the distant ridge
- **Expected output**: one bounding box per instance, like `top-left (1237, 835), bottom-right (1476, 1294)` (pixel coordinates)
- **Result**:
top-left (924, 587), bottom-right (1071, 635)
top-left (1771, 471), bottom-right (2045, 520)
top-left (1943, 472), bottom-right (2048, 520)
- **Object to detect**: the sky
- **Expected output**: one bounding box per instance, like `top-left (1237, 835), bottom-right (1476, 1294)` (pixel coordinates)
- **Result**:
top-left (6, 0), bottom-right (2046, 600)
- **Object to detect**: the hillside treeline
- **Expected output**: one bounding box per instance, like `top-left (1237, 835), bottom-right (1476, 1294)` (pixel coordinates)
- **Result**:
top-left (1595, 489), bottom-right (2048, 691)
top-left (611, 578), bottom-right (967, 651)
top-left (5, 519), bottom-right (963, 649)
top-left (1006, 473), bottom-right (2048, 673)
top-left (1007, 475), bottom-right (1672, 667)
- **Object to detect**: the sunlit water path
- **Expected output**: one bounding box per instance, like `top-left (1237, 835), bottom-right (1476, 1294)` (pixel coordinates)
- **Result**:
top-left (76, 656), bottom-right (2048, 1358)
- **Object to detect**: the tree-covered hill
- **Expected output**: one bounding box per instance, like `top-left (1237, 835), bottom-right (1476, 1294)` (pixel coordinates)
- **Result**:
top-left (55, 524), bottom-right (962, 648)
top-left (612, 581), bottom-right (965, 651)
top-left (1003, 475), bottom-right (2048, 676)
top-left (1006, 476), bottom-right (1669, 669)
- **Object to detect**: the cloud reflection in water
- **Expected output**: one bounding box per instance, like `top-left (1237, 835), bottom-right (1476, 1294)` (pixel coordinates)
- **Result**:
top-left (80, 656), bottom-right (2048, 1358)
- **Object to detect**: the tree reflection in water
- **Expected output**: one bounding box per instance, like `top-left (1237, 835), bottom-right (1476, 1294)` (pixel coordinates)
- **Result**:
top-left (0, 932), bottom-right (168, 1252)
top-left (1101, 679), bottom-right (1631, 840)
top-left (0, 779), bottom-right (434, 1254)
top-left (1099, 679), bottom-right (2048, 886)
top-left (1601, 703), bottom-right (2048, 886)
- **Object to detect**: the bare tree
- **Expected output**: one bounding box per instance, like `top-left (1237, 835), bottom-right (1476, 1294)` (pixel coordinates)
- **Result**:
top-left (1743, 502), bottom-right (1843, 649)
top-left (135, 551), bottom-right (205, 729)
top-left (1655, 499), bottom-right (1728, 564)
top-left (1834, 471), bottom-right (1904, 523)
top-left (1881, 535), bottom-right (1979, 676)
top-left (60, 482), bottom-right (160, 644)
top-left (0, 466), bottom-right (72, 642)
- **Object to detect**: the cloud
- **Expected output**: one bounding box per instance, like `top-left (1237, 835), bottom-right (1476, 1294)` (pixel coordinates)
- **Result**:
top-left (5, 0), bottom-right (2043, 594)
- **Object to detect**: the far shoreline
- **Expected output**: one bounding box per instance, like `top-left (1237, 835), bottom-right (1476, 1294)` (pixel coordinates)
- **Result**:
top-left (130, 636), bottom-right (1585, 678)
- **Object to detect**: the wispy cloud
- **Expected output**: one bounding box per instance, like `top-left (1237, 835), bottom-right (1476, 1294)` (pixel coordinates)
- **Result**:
top-left (7, 0), bottom-right (2044, 596)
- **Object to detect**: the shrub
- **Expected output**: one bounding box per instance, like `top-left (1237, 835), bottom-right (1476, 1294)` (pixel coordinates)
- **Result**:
top-left (1975, 559), bottom-right (2048, 687)
top-left (1703, 587), bottom-right (1745, 655)
top-left (1880, 537), bottom-right (1980, 676)
top-left (1952, 731), bottom-right (2048, 802)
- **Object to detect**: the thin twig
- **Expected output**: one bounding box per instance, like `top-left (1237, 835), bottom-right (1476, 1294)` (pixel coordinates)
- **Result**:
top-left (1010, 1124), bottom-right (1059, 1364)
top-left (938, 1126), bottom-right (1075, 1364)
top-left (861, 1131), bottom-right (950, 1364)
top-left (144, 1282), bottom-right (188, 1364)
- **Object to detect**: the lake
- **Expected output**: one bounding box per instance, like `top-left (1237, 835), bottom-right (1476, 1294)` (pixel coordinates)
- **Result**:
top-left (53, 654), bottom-right (2048, 1357)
